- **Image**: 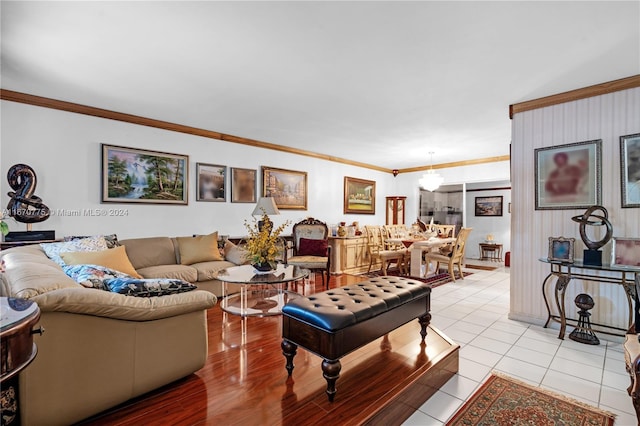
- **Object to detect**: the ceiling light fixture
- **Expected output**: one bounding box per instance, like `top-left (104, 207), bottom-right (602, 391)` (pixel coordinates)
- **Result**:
top-left (419, 152), bottom-right (444, 192)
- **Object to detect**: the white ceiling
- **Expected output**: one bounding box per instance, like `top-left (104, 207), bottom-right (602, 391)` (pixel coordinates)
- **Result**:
top-left (1, 1), bottom-right (638, 170)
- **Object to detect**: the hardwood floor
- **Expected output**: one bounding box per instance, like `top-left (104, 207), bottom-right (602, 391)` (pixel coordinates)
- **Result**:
top-left (80, 274), bottom-right (458, 426)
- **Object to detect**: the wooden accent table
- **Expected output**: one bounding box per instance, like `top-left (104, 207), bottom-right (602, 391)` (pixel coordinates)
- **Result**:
top-left (479, 243), bottom-right (503, 261)
top-left (1, 297), bottom-right (42, 425)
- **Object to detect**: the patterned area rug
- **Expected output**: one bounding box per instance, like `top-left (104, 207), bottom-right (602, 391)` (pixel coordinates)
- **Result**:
top-left (446, 373), bottom-right (616, 426)
top-left (357, 269), bottom-right (471, 288)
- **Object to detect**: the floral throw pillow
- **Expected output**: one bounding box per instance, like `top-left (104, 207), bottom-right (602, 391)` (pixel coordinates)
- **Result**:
top-left (63, 264), bottom-right (132, 290)
top-left (64, 234), bottom-right (120, 249)
top-left (41, 236), bottom-right (108, 266)
top-left (104, 277), bottom-right (197, 297)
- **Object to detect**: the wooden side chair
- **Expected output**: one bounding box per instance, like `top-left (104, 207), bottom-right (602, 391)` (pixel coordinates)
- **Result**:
top-left (425, 227), bottom-right (472, 282)
top-left (364, 225), bottom-right (406, 276)
top-left (287, 218), bottom-right (331, 288)
top-left (435, 224), bottom-right (456, 238)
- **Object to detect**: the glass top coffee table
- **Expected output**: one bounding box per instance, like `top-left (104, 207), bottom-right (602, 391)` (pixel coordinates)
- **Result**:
top-left (216, 264), bottom-right (310, 317)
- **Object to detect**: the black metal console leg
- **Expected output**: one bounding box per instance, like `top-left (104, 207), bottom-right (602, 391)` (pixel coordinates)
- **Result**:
top-left (281, 339), bottom-right (298, 376)
top-left (321, 359), bottom-right (341, 402)
top-left (419, 312), bottom-right (431, 341)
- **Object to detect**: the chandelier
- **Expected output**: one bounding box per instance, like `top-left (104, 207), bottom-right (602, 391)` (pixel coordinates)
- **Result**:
top-left (419, 152), bottom-right (444, 192)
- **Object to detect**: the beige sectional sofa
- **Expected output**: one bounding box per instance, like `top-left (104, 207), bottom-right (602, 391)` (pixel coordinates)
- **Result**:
top-left (0, 234), bottom-right (239, 425)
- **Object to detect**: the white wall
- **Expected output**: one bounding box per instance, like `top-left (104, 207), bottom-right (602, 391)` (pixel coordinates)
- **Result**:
top-left (392, 161), bottom-right (511, 226)
top-left (465, 188), bottom-right (511, 258)
top-left (511, 87), bottom-right (640, 329)
top-left (0, 101), bottom-right (393, 238)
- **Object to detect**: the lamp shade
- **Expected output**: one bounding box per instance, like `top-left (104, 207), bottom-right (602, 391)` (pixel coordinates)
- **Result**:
top-left (252, 197), bottom-right (280, 216)
top-left (419, 170), bottom-right (444, 192)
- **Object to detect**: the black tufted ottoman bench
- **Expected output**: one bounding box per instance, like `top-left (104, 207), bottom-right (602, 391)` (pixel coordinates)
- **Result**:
top-left (281, 276), bottom-right (431, 402)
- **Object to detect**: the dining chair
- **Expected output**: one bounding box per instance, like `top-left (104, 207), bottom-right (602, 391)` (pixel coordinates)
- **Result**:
top-left (435, 224), bottom-right (456, 238)
top-left (424, 227), bottom-right (472, 282)
top-left (287, 218), bottom-right (331, 288)
top-left (364, 225), bottom-right (406, 276)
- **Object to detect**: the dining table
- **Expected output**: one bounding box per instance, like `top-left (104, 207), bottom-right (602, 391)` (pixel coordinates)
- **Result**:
top-left (387, 236), bottom-right (457, 277)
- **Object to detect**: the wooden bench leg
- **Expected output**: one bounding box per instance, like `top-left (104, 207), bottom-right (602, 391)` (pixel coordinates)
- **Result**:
top-left (322, 359), bottom-right (342, 402)
top-left (419, 313), bottom-right (432, 341)
top-left (281, 339), bottom-right (298, 376)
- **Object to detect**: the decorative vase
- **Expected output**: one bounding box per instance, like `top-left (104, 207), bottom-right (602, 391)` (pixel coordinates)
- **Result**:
top-left (337, 225), bottom-right (347, 237)
top-left (252, 262), bottom-right (275, 272)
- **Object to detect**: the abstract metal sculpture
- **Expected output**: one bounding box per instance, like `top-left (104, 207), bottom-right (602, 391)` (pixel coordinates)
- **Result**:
top-left (571, 205), bottom-right (612, 266)
top-left (6, 164), bottom-right (50, 228)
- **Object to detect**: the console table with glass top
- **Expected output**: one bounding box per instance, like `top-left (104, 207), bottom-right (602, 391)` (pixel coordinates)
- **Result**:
top-left (216, 264), bottom-right (309, 318)
top-left (539, 258), bottom-right (640, 339)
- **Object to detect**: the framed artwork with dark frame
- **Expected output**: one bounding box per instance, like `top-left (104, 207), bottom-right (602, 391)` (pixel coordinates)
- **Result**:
top-left (344, 176), bottom-right (376, 214)
top-left (475, 196), bottom-right (503, 216)
top-left (611, 237), bottom-right (640, 268)
top-left (620, 133), bottom-right (640, 208)
top-left (262, 166), bottom-right (308, 210)
top-left (230, 168), bottom-right (257, 203)
top-left (535, 139), bottom-right (602, 210)
top-left (196, 163), bottom-right (226, 202)
top-left (101, 144), bottom-right (188, 205)
top-left (548, 237), bottom-right (575, 263)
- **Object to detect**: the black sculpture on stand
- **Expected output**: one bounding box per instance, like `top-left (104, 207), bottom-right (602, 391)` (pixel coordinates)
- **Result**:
top-left (571, 205), bottom-right (613, 266)
top-left (5, 164), bottom-right (54, 242)
top-left (569, 294), bottom-right (600, 345)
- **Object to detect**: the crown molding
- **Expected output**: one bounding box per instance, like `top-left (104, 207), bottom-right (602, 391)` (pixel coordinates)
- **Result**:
top-left (398, 155), bottom-right (511, 174)
top-left (509, 74), bottom-right (640, 119)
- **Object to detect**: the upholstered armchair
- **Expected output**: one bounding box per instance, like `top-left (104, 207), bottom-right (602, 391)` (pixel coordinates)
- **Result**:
top-left (424, 227), bottom-right (472, 282)
top-left (287, 218), bottom-right (331, 288)
top-left (624, 324), bottom-right (640, 422)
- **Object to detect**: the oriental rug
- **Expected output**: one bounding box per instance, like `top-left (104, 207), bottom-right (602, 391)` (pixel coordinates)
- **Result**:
top-left (446, 373), bottom-right (615, 426)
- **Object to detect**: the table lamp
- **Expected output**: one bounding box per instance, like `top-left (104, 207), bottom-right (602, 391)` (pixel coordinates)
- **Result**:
top-left (252, 197), bottom-right (280, 232)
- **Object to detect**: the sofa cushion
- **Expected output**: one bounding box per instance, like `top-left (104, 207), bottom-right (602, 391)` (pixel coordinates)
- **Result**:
top-left (41, 236), bottom-right (109, 266)
top-left (61, 246), bottom-right (142, 278)
top-left (1, 248), bottom-right (80, 299)
top-left (120, 237), bottom-right (177, 269)
top-left (103, 277), bottom-right (197, 297)
top-left (176, 232), bottom-right (223, 265)
top-left (224, 240), bottom-right (248, 265)
top-left (298, 238), bottom-right (328, 256)
top-left (190, 260), bottom-right (236, 281)
top-left (136, 264), bottom-right (198, 283)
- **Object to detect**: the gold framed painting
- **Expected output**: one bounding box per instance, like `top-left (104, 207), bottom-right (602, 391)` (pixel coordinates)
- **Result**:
top-left (262, 166), bottom-right (307, 210)
top-left (102, 144), bottom-right (188, 205)
top-left (344, 176), bottom-right (376, 214)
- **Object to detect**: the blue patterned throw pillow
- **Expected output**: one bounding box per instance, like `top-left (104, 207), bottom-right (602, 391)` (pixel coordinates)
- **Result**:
top-left (104, 277), bottom-right (197, 297)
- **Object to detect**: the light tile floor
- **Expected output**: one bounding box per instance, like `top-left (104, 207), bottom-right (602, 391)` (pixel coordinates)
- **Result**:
top-left (402, 268), bottom-right (636, 426)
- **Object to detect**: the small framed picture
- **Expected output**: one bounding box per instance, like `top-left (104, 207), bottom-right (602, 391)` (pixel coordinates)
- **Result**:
top-left (196, 163), bottom-right (226, 202)
top-left (230, 168), bottom-right (257, 203)
top-left (548, 237), bottom-right (575, 263)
top-left (611, 237), bottom-right (640, 268)
top-left (620, 133), bottom-right (640, 208)
top-left (475, 196), bottom-right (503, 216)
top-left (535, 140), bottom-right (602, 210)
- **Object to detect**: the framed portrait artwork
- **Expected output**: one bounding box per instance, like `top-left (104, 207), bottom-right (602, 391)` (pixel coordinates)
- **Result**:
top-left (620, 133), bottom-right (640, 208)
top-left (101, 144), bottom-right (188, 205)
top-left (344, 177), bottom-right (376, 214)
top-left (230, 168), bottom-right (257, 203)
top-left (535, 139), bottom-right (602, 210)
top-left (475, 196), bottom-right (503, 216)
top-left (548, 237), bottom-right (575, 263)
top-left (611, 237), bottom-right (640, 268)
top-left (196, 163), bottom-right (226, 202)
top-left (262, 166), bottom-right (308, 210)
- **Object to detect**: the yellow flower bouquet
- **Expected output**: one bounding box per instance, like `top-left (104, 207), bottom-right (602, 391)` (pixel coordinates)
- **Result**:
top-left (244, 213), bottom-right (290, 271)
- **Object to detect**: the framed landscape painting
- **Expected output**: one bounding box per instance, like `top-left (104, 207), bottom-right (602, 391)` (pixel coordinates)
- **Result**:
top-left (344, 176), bottom-right (376, 214)
top-left (230, 168), bottom-right (257, 203)
top-left (535, 139), bottom-right (602, 210)
top-left (102, 144), bottom-right (188, 204)
top-left (620, 133), bottom-right (640, 208)
top-left (262, 166), bottom-right (307, 210)
top-left (196, 163), bottom-right (226, 202)
top-left (475, 196), bottom-right (503, 216)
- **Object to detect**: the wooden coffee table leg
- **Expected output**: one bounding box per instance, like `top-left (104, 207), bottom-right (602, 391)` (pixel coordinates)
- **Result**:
top-left (419, 312), bottom-right (431, 341)
top-left (281, 339), bottom-right (297, 376)
top-left (321, 359), bottom-right (341, 402)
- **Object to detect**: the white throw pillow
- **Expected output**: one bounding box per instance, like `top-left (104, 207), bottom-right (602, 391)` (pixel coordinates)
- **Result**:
top-left (41, 236), bottom-right (108, 266)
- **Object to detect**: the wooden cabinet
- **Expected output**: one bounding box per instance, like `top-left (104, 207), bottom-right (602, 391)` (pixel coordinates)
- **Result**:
top-left (329, 237), bottom-right (378, 275)
top-left (386, 196), bottom-right (407, 225)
